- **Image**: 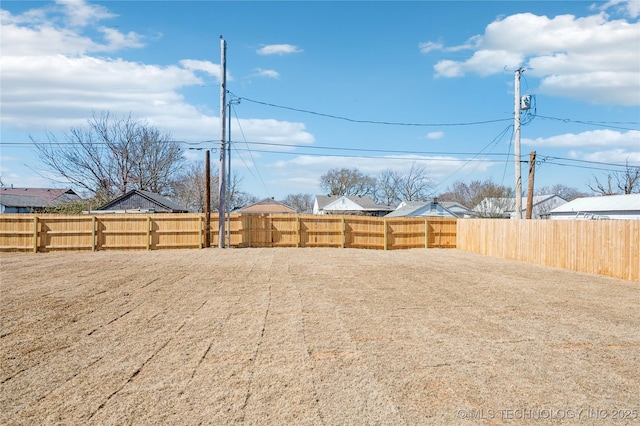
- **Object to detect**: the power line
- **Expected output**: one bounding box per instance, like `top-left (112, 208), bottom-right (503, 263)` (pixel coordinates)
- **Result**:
top-left (237, 96), bottom-right (512, 127)
top-left (534, 114), bottom-right (639, 131)
top-left (229, 103), bottom-right (271, 197)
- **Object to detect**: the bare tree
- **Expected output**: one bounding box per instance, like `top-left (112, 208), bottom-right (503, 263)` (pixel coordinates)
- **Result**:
top-left (439, 178), bottom-right (512, 209)
top-left (588, 163), bottom-right (640, 195)
top-left (375, 170), bottom-right (402, 207)
top-left (536, 184), bottom-right (587, 201)
top-left (438, 178), bottom-right (514, 217)
top-left (170, 161), bottom-right (215, 212)
top-left (169, 162), bottom-right (256, 212)
top-left (33, 112), bottom-right (183, 199)
top-left (471, 185), bottom-right (516, 218)
top-left (319, 168), bottom-right (376, 196)
top-left (281, 193), bottom-right (314, 213)
top-left (227, 174), bottom-right (257, 210)
top-left (394, 163), bottom-right (433, 202)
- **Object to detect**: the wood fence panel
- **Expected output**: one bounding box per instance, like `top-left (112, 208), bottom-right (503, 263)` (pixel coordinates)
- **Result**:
top-left (39, 215), bottom-right (94, 251)
top-left (98, 215), bottom-right (149, 250)
top-left (267, 214), bottom-right (299, 247)
top-left (385, 218), bottom-right (425, 250)
top-left (427, 218), bottom-right (457, 248)
top-left (0, 215), bottom-right (36, 251)
top-left (457, 219), bottom-right (639, 282)
top-left (299, 215), bottom-right (343, 248)
top-left (151, 215), bottom-right (202, 249)
top-left (345, 216), bottom-right (385, 250)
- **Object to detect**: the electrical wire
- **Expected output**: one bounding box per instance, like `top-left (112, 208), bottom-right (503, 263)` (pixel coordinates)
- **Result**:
top-left (230, 103), bottom-right (271, 197)
top-left (236, 96), bottom-right (513, 127)
top-left (534, 114), bottom-right (639, 131)
top-left (433, 124), bottom-right (514, 191)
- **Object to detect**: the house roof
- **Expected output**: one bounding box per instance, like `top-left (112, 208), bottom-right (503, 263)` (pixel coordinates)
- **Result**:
top-left (385, 200), bottom-right (459, 218)
top-left (236, 198), bottom-right (296, 214)
top-left (0, 187), bottom-right (79, 208)
top-left (97, 189), bottom-right (187, 212)
top-left (316, 195), bottom-right (392, 211)
top-left (385, 201), bottom-right (427, 217)
top-left (549, 194), bottom-right (640, 213)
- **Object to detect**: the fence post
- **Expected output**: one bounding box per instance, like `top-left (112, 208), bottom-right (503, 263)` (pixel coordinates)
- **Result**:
top-left (92, 216), bottom-right (96, 252)
top-left (247, 214), bottom-right (252, 248)
top-left (341, 216), bottom-right (345, 248)
top-left (383, 218), bottom-right (388, 251)
top-left (424, 218), bottom-right (429, 248)
top-left (33, 216), bottom-right (38, 253)
top-left (146, 216), bottom-right (151, 250)
top-left (199, 216), bottom-right (203, 249)
top-left (296, 216), bottom-right (300, 248)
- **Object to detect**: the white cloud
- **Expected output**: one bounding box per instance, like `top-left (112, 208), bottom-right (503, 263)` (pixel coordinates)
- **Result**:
top-left (522, 129), bottom-right (639, 148)
top-left (180, 59), bottom-right (224, 79)
top-left (418, 41), bottom-right (444, 54)
top-left (0, 1), bottom-right (312, 148)
top-left (254, 68), bottom-right (280, 79)
top-left (598, 0), bottom-right (640, 18)
top-left (422, 7), bottom-right (640, 105)
top-left (425, 131), bottom-right (444, 140)
top-left (570, 148), bottom-right (640, 163)
top-left (256, 44), bottom-right (303, 55)
top-left (56, 0), bottom-right (115, 28)
top-left (238, 119), bottom-right (314, 145)
top-left (269, 155), bottom-right (494, 181)
top-left (0, 1), bottom-right (143, 55)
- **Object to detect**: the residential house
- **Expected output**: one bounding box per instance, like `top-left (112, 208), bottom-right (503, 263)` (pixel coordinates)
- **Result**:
top-left (93, 189), bottom-right (188, 213)
top-left (0, 187), bottom-right (80, 213)
top-left (313, 195), bottom-right (393, 216)
top-left (548, 194), bottom-right (640, 220)
top-left (385, 199), bottom-right (468, 218)
top-left (473, 194), bottom-right (567, 219)
top-left (234, 198), bottom-right (296, 214)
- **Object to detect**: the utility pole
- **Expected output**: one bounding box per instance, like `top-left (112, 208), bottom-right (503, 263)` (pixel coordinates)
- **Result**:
top-left (526, 151), bottom-right (536, 220)
top-left (205, 149), bottom-right (211, 247)
top-left (514, 68), bottom-right (524, 220)
top-left (218, 36), bottom-right (227, 248)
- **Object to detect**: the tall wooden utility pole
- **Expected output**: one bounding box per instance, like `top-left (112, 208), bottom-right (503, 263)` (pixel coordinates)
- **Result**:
top-left (514, 68), bottom-right (524, 219)
top-left (218, 36), bottom-right (227, 248)
top-left (526, 151), bottom-right (536, 220)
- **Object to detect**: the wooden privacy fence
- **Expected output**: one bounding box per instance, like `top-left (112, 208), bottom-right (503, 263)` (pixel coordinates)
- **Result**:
top-left (0, 214), bottom-right (457, 252)
top-left (457, 219), bottom-right (640, 282)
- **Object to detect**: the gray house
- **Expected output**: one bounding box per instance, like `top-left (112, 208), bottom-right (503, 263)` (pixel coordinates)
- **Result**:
top-left (94, 190), bottom-right (188, 213)
top-left (386, 199), bottom-right (473, 218)
top-left (313, 195), bottom-right (393, 216)
top-left (473, 194), bottom-right (567, 219)
top-left (548, 194), bottom-right (640, 220)
top-left (0, 187), bottom-right (80, 213)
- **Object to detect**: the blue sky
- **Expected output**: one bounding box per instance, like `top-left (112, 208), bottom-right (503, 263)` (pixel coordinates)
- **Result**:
top-left (1, 0), bottom-right (639, 201)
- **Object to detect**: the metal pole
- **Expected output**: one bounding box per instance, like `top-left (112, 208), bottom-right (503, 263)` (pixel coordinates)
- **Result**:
top-left (227, 100), bottom-right (231, 248)
top-left (218, 36), bottom-right (227, 248)
top-left (514, 68), bottom-right (524, 220)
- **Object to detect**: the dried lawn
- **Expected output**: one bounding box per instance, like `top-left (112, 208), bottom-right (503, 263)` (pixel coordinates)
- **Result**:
top-left (1, 248), bottom-right (638, 425)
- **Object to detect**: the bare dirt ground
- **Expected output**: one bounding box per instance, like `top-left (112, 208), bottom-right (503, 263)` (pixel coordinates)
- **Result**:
top-left (1, 248), bottom-right (638, 425)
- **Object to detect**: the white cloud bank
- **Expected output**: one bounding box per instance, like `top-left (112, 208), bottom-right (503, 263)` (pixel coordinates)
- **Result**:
top-left (0, 0), bottom-right (313, 145)
top-left (421, 2), bottom-right (640, 106)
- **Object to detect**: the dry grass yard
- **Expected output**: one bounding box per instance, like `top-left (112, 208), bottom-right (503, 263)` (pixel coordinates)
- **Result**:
top-left (1, 248), bottom-right (638, 425)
